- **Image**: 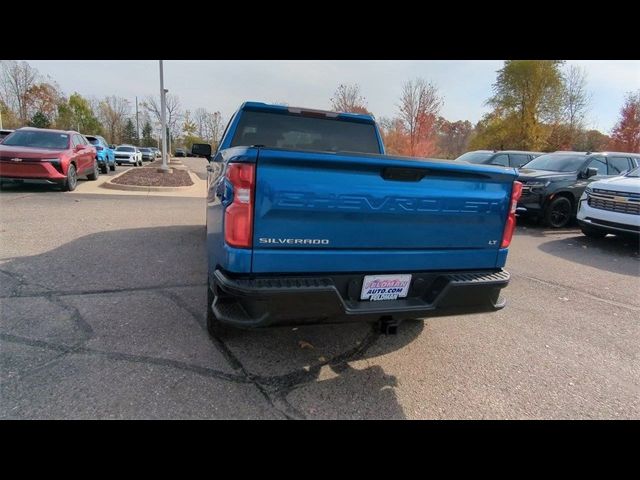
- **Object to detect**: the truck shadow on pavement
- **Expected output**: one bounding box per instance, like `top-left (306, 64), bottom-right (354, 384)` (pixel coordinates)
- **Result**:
top-left (1, 224), bottom-right (418, 419)
top-left (536, 233), bottom-right (639, 277)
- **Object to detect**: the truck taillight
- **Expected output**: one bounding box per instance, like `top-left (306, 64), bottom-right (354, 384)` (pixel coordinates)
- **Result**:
top-left (501, 181), bottom-right (523, 248)
top-left (224, 163), bottom-right (255, 248)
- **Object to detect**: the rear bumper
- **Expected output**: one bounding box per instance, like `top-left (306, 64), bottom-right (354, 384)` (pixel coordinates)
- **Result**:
top-left (210, 268), bottom-right (510, 328)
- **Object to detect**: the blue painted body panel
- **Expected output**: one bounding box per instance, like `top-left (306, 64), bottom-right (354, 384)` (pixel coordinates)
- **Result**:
top-left (252, 248), bottom-right (504, 274)
top-left (88, 135), bottom-right (115, 167)
top-left (207, 102), bottom-right (517, 276)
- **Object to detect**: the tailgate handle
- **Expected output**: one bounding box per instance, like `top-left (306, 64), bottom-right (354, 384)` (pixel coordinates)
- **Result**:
top-left (381, 167), bottom-right (426, 182)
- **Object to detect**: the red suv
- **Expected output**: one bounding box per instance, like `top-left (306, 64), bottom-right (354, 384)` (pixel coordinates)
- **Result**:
top-left (0, 127), bottom-right (99, 191)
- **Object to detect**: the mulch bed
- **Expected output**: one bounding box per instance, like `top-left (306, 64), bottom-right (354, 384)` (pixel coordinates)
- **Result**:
top-left (111, 167), bottom-right (193, 187)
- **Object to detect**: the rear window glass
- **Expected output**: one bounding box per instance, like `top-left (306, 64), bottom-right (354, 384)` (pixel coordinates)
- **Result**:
top-left (456, 152), bottom-right (494, 164)
top-left (116, 146), bottom-right (135, 152)
top-left (231, 110), bottom-right (380, 154)
top-left (2, 130), bottom-right (69, 149)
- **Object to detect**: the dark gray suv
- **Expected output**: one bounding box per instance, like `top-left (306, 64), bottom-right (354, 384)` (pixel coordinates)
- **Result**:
top-left (456, 150), bottom-right (543, 168)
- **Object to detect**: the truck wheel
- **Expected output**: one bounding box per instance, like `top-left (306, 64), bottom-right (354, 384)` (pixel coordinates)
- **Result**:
top-left (62, 164), bottom-right (78, 191)
top-left (544, 197), bottom-right (572, 228)
top-left (580, 225), bottom-right (607, 239)
top-left (87, 160), bottom-right (99, 181)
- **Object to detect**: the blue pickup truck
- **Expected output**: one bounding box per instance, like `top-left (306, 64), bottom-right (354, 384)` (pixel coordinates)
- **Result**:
top-left (192, 102), bottom-right (522, 334)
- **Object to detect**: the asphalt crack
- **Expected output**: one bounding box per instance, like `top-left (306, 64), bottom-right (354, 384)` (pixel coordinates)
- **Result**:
top-left (159, 287), bottom-right (382, 420)
top-left (0, 333), bottom-right (248, 384)
top-left (0, 280), bottom-right (207, 300)
top-left (2, 272), bottom-right (382, 420)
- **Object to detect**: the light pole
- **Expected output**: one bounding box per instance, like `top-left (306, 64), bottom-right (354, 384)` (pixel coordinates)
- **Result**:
top-left (135, 96), bottom-right (140, 145)
top-left (158, 60), bottom-right (169, 173)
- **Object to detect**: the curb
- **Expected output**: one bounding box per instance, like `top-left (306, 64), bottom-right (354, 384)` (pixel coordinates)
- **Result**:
top-left (100, 169), bottom-right (200, 192)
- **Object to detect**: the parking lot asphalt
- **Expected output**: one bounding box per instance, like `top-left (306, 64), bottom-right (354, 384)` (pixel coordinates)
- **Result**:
top-left (1, 157), bottom-right (639, 419)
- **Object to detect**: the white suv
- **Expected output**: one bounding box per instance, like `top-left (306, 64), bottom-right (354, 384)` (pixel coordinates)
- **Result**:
top-left (114, 145), bottom-right (143, 166)
top-left (577, 167), bottom-right (640, 238)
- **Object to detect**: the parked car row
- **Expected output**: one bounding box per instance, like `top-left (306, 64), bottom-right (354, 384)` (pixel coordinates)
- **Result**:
top-left (456, 149), bottom-right (640, 237)
top-left (0, 126), bottom-right (167, 191)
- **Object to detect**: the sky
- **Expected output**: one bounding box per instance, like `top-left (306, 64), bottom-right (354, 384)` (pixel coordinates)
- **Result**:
top-left (25, 60), bottom-right (640, 134)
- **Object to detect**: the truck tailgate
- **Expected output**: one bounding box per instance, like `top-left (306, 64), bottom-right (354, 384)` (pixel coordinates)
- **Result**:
top-left (252, 149), bottom-right (517, 273)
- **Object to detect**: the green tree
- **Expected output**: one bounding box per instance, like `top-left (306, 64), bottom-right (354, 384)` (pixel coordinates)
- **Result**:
top-left (487, 60), bottom-right (565, 150)
top-left (123, 118), bottom-right (137, 144)
top-left (57, 93), bottom-right (102, 134)
top-left (29, 110), bottom-right (50, 128)
top-left (468, 110), bottom-right (521, 151)
top-left (141, 121), bottom-right (154, 147)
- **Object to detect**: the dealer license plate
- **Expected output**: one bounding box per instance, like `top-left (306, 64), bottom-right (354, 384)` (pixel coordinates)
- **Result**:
top-left (360, 274), bottom-right (412, 301)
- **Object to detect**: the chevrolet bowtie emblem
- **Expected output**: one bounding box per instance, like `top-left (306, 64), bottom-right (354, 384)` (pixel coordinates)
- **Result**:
top-left (10, 158), bottom-right (22, 162)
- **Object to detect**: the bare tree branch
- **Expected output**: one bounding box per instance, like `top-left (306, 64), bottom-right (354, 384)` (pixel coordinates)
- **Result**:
top-left (398, 78), bottom-right (443, 156)
top-left (0, 60), bottom-right (41, 124)
top-left (98, 96), bottom-right (131, 144)
top-left (330, 83), bottom-right (369, 114)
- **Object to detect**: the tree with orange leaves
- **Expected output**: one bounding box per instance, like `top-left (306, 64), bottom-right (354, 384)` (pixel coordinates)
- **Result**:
top-left (608, 91), bottom-right (640, 153)
top-left (378, 117), bottom-right (409, 156)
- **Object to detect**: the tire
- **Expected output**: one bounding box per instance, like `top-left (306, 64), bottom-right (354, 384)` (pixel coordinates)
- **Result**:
top-left (544, 196), bottom-right (572, 228)
top-left (580, 225), bottom-right (607, 238)
top-left (87, 159), bottom-right (99, 181)
top-left (110, 161), bottom-right (116, 172)
top-left (100, 162), bottom-right (108, 174)
top-left (62, 164), bottom-right (78, 191)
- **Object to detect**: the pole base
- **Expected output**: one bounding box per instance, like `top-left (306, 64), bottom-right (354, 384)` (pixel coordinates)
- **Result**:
top-left (156, 166), bottom-right (172, 174)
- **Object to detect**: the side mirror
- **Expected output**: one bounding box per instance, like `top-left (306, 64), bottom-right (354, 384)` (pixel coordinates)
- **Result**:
top-left (191, 143), bottom-right (212, 160)
top-left (74, 144), bottom-right (84, 152)
top-left (584, 167), bottom-right (598, 179)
